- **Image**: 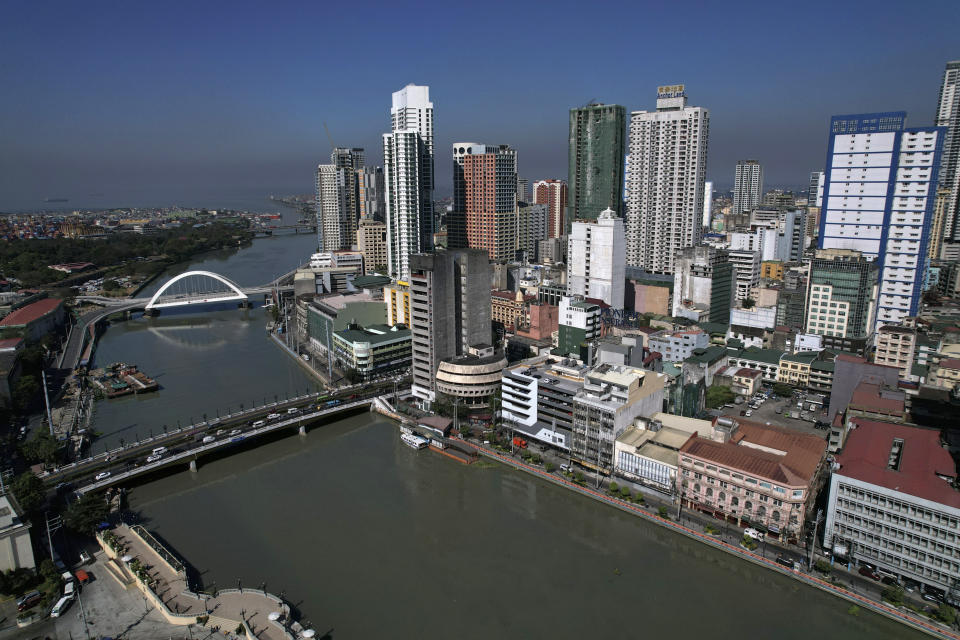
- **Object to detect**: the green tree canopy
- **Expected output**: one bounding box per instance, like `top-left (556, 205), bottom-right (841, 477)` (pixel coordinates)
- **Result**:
top-left (11, 472), bottom-right (45, 514)
top-left (772, 383), bottom-right (793, 397)
top-left (19, 430), bottom-right (62, 465)
top-left (705, 385), bottom-right (736, 408)
top-left (63, 492), bottom-right (109, 534)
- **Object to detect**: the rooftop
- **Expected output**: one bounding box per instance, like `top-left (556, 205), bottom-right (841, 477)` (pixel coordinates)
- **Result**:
top-left (684, 345), bottom-right (727, 365)
top-left (734, 346), bottom-right (785, 365)
top-left (0, 297), bottom-right (62, 327)
top-left (0, 337), bottom-right (23, 351)
top-left (335, 323), bottom-right (410, 345)
top-left (849, 382), bottom-right (905, 415)
top-left (681, 418), bottom-right (827, 487)
top-left (352, 274), bottom-right (392, 289)
top-left (838, 419), bottom-right (960, 508)
top-left (940, 358), bottom-right (960, 370)
top-left (312, 292), bottom-right (379, 312)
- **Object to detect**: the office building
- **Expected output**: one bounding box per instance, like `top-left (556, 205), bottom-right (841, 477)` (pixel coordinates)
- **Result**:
top-left (356, 219), bottom-right (387, 273)
top-left (568, 103), bottom-right (626, 228)
top-left (534, 179), bottom-right (569, 238)
top-left (501, 359), bottom-right (588, 451)
top-left (809, 171), bottom-right (825, 208)
top-left (936, 61), bottom-right (960, 257)
top-left (358, 166), bottom-right (385, 221)
top-left (517, 203), bottom-right (547, 262)
top-left (332, 323), bottom-right (411, 381)
top-left (648, 329), bottom-right (709, 363)
top-left (567, 208), bottom-right (625, 308)
top-left (457, 143), bottom-right (518, 261)
top-left (679, 418), bottom-right (827, 542)
top-left (672, 246), bottom-right (734, 324)
top-left (384, 85), bottom-right (434, 278)
top-left (625, 85), bottom-right (710, 274)
top-left (818, 112), bottom-right (944, 329)
top-left (733, 160), bottom-right (763, 215)
top-left (824, 419), bottom-right (960, 595)
top-left (408, 249), bottom-right (492, 404)
top-left (804, 249), bottom-right (879, 354)
top-left (615, 413), bottom-right (716, 496)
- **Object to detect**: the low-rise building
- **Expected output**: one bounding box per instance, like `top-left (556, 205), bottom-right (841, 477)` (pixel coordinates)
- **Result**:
top-left (649, 329), bottom-right (709, 363)
top-left (682, 346), bottom-right (729, 388)
top-left (615, 413), bottom-right (715, 496)
top-left (874, 325), bottom-right (917, 381)
top-left (714, 366), bottom-right (762, 396)
top-left (727, 347), bottom-right (784, 382)
top-left (0, 298), bottom-right (65, 342)
top-left (776, 350), bottom-right (822, 387)
top-left (824, 419), bottom-right (960, 595)
top-left (0, 494), bottom-right (35, 573)
top-left (571, 364), bottom-right (667, 471)
top-left (679, 417), bottom-right (827, 541)
top-left (491, 290), bottom-right (537, 332)
top-left (332, 323), bottom-right (411, 380)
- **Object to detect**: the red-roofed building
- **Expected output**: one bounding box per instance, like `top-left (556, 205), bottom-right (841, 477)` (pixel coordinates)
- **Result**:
top-left (490, 290), bottom-right (538, 332)
top-left (0, 298), bottom-right (66, 342)
top-left (824, 418), bottom-right (960, 594)
top-left (0, 338), bottom-right (23, 352)
top-left (678, 418), bottom-right (827, 541)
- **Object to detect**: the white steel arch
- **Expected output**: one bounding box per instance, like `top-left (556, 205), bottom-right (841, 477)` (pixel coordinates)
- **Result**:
top-left (145, 270), bottom-right (249, 310)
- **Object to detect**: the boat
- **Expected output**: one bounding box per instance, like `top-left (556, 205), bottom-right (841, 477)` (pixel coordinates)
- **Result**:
top-left (401, 433), bottom-right (428, 450)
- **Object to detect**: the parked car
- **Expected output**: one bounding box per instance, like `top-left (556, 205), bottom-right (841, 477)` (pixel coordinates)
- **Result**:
top-left (51, 595), bottom-right (73, 617)
top-left (923, 592), bottom-right (942, 603)
top-left (745, 410), bottom-right (753, 417)
top-left (744, 528), bottom-right (761, 540)
top-left (17, 591), bottom-right (41, 611)
top-left (858, 566), bottom-right (881, 580)
top-left (95, 471), bottom-right (111, 481)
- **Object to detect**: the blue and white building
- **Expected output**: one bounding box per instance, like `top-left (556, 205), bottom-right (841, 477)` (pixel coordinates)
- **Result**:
top-left (818, 112), bottom-right (945, 330)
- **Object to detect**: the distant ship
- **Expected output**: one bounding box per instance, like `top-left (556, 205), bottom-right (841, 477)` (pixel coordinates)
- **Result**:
top-left (44, 197), bottom-right (69, 202)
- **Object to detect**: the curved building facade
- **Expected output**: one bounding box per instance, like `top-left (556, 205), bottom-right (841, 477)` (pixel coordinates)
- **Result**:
top-left (436, 349), bottom-right (507, 407)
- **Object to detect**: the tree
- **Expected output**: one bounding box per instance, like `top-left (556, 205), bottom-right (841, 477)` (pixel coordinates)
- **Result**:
top-left (12, 375), bottom-right (40, 412)
top-left (936, 604), bottom-right (957, 625)
top-left (742, 298), bottom-right (756, 309)
top-left (881, 585), bottom-right (905, 606)
top-left (11, 472), bottom-right (45, 513)
top-left (608, 481), bottom-right (619, 494)
top-left (64, 492), bottom-right (109, 534)
top-left (772, 383), bottom-right (793, 397)
top-left (102, 279), bottom-right (119, 292)
top-left (705, 385), bottom-right (736, 408)
top-left (19, 430), bottom-right (61, 465)
top-left (658, 506), bottom-right (670, 519)
top-left (620, 486), bottom-right (632, 499)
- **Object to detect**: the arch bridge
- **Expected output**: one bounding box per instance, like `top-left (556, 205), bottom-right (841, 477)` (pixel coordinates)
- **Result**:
top-left (145, 270), bottom-right (250, 310)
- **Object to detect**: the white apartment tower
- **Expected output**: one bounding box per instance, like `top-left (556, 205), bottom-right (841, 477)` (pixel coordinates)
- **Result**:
top-left (567, 208), bottom-right (626, 309)
top-left (625, 85), bottom-right (710, 274)
top-left (818, 112), bottom-right (944, 330)
top-left (733, 160), bottom-right (763, 215)
top-left (384, 84), bottom-right (434, 279)
top-left (936, 61), bottom-right (960, 255)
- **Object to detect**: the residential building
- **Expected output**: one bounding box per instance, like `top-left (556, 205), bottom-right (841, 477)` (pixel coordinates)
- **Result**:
top-left (567, 208), bottom-right (626, 308)
top-left (818, 112), bottom-right (945, 329)
top-left (615, 413), bottom-right (716, 496)
top-left (384, 280), bottom-right (410, 326)
top-left (556, 297), bottom-right (602, 359)
top-left (533, 179), bottom-right (568, 238)
top-left (777, 350), bottom-right (825, 387)
top-left (315, 164), bottom-right (346, 251)
top-left (874, 324), bottom-right (917, 380)
top-left (384, 84), bottom-right (434, 278)
top-left (703, 181), bottom-right (713, 228)
top-left (682, 345), bottom-right (729, 389)
top-left (713, 366), bottom-right (762, 396)
top-left (356, 219), bottom-right (387, 273)
top-left (679, 418), bottom-right (828, 541)
top-left (515, 303), bottom-right (559, 342)
top-left (408, 249), bottom-right (491, 404)
top-left (568, 103), bottom-right (626, 228)
top-left (625, 85), bottom-right (710, 274)
top-left (824, 419), bottom-right (960, 595)
top-left (517, 203), bottom-right (547, 262)
top-left (517, 177), bottom-right (529, 203)
top-left (804, 249), bottom-right (879, 355)
top-left (332, 323), bottom-right (411, 380)
top-left (572, 363), bottom-right (667, 470)
top-left (729, 249), bottom-right (760, 302)
top-left (451, 143), bottom-right (518, 260)
top-left (672, 246), bottom-right (735, 324)
top-left (649, 329), bottom-right (709, 363)
top-left (936, 61), bottom-right (960, 258)
top-left (733, 160), bottom-right (763, 215)
top-left (0, 495), bottom-right (34, 573)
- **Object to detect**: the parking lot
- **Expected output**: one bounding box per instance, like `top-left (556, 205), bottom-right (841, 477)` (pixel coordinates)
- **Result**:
top-left (719, 391), bottom-right (830, 438)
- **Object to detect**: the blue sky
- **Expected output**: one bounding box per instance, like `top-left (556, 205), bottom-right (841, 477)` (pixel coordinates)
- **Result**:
top-left (1, 0), bottom-right (958, 210)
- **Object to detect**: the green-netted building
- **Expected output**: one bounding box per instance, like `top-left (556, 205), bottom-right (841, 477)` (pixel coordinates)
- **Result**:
top-left (567, 103), bottom-right (626, 230)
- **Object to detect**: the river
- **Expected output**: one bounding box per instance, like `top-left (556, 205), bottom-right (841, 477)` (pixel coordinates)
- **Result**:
top-left (127, 413), bottom-right (920, 639)
top-left (93, 226), bottom-right (919, 639)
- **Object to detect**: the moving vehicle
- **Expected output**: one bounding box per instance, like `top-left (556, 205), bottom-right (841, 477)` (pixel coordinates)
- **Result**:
top-left (287, 407), bottom-right (299, 414)
top-left (251, 420), bottom-right (266, 428)
top-left (560, 464), bottom-right (571, 473)
top-left (95, 471), bottom-right (111, 481)
top-left (202, 435), bottom-right (216, 444)
top-left (146, 454), bottom-right (162, 463)
top-left (151, 446), bottom-right (167, 456)
top-left (230, 429), bottom-right (242, 436)
top-left (775, 556), bottom-right (801, 570)
top-left (745, 410), bottom-right (753, 417)
top-left (923, 592), bottom-right (941, 603)
top-left (267, 413), bottom-right (281, 420)
top-left (743, 528), bottom-right (761, 540)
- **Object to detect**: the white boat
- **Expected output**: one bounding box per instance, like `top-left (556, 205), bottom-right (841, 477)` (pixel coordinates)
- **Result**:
top-left (401, 433), bottom-right (428, 450)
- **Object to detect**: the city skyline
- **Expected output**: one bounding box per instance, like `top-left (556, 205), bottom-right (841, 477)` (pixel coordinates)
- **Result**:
top-left (1, 2), bottom-right (958, 211)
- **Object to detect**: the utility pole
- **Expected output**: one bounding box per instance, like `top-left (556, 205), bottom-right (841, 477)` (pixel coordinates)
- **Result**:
top-left (42, 370), bottom-right (54, 437)
top-left (45, 512), bottom-right (62, 563)
top-left (807, 508), bottom-right (823, 570)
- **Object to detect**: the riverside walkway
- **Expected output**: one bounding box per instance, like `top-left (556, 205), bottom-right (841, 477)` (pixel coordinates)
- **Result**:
top-left (101, 524), bottom-right (311, 640)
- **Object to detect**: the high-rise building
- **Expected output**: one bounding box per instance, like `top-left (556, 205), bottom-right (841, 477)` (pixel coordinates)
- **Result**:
top-left (533, 179), bottom-right (568, 238)
top-left (702, 181), bottom-right (713, 228)
top-left (315, 164), bottom-right (351, 251)
top-left (567, 103), bottom-right (626, 228)
top-left (729, 249), bottom-right (761, 303)
top-left (672, 246), bottom-right (734, 324)
top-left (808, 171), bottom-right (825, 208)
top-left (625, 85), bottom-right (710, 274)
top-left (455, 143), bottom-right (518, 261)
top-left (804, 249), bottom-right (879, 354)
top-left (517, 203), bottom-right (547, 262)
top-left (408, 249), bottom-right (492, 404)
top-left (567, 208), bottom-right (625, 309)
top-left (818, 112), bottom-right (944, 329)
top-left (936, 61), bottom-right (960, 257)
top-left (358, 166), bottom-right (385, 222)
top-left (332, 147), bottom-right (364, 170)
top-left (732, 160), bottom-right (763, 216)
top-left (356, 219), bottom-right (387, 273)
top-left (384, 85), bottom-right (434, 279)
top-left (517, 177), bottom-right (529, 203)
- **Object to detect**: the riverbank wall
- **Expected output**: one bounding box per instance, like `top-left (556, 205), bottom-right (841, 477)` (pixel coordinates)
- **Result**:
top-left (269, 331), bottom-right (331, 386)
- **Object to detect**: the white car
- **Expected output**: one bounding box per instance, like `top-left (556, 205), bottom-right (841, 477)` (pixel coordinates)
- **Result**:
top-left (230, 429), bottom-right (242, 436)
top-left (95, 471), bottom-right (111, 481)
top-left (745, 410), bottom-right (753, 417)
top-left (267, 413), bottom-right (281, 420)
top-left (202, 435), bottom-right (216, 444)
top-left (744, 528), bottom-right (761, 540)
top-left (146, 454), bottom-right (162, 463)
top-left (286, 407), bottom-right (299, 415)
